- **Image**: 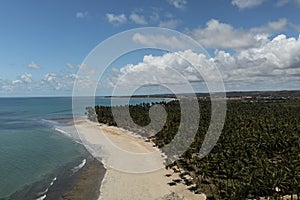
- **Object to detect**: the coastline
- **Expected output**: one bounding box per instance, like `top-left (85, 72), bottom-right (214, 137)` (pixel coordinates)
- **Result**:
top-left (44, 156), bottom-right (105, 200)
top-left (74, 118), bottom-right (206, 200)
top-left (59, 158), bottom-right (105, 200)
top-left (4, 116), bottom-right (105, 200)
top-left (45, 119), bottom-right (106, 200)
top-left (6, 155), bottom-right (105, 200)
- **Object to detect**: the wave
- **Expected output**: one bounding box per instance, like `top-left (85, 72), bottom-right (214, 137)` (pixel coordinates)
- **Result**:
top-left (35, 194), bottom-right (46, 200)
top-left (35, 177), bottom-right (57, 200)
top-left (38, 188), bottom-right (48, 196)
top-left (75, 140), bottom-right (83, 145)
top-left (50, 177), bottom-right (57, 186)
top-left (54, 127), bottom-right (72, 138)
top-left (72, 159), bottom-right (86, 173)
top-left (53, 123), bottom-right (86, 145)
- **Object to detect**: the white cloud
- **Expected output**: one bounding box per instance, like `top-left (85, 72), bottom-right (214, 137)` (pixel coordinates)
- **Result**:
top-left (109, 34), bottom-right (300, 92)
top-left (129, 13), bottom-right (147, 25)
top-left (108, 50), bottom-right (202, 93)
top-left (132, 33), bottom-right (189, 50)
top-left (20, 73), bottom-right (33, 83)
top-left (106, 13), bottom-right (127, 25)
top-left (27, 61), bottom-right (40, 69)
top-left (268, 18), bottom-right (288, 31)
top-left (108, 50), bottom-right (221, 92)
top-left (1, 75), bottom-right (34, 95)
top-left (167, 0), bottom-right (187, 9)
top-left (231, 0), bottom-right (266, 9)
top-left (190, 19), bottom-right (262, 50)
top-left (44, 73), bottom-right (56, 82)
top-left (42, 72), bottom-right (78, 91)
top-left (76, 11), bottom-right (89, 19)
top-left (213, 34), bottom-right (300, 86)
top-left (159, 19), bottom-right (181, 29)
top-left (12, 80), bottom-right (22, 84)
top-left (1, 66), bottom-right (83, 95)
top-left (189, 18), bottom-right (288, 50)
top-left (251, 18), bottom-right (287, 34)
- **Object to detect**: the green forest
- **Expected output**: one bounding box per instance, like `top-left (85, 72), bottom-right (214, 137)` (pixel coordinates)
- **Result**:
top-left (86, 99), bottom-right (300, 199)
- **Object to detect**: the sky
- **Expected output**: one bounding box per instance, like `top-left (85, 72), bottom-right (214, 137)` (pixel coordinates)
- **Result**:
top-left (0, 0), bottom-right (300, 96)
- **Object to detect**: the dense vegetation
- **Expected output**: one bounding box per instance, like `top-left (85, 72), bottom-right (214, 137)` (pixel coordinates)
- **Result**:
top-left (86, 99), bottom-right (300, 199)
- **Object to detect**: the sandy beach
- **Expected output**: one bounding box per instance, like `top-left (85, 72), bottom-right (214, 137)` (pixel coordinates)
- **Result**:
top-left (74, 118), bottom-right (206, 200)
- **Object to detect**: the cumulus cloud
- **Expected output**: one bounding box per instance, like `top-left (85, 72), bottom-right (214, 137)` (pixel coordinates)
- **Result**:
top-left (12, 80), bottom-right (22, 84)
top-left (20, 73), bottom-right (33, 83)
top-left (8, 73), bottom-right (33, 93)
top-left (76, 11), bottom-right (89, 19)
top-left (268, 18), bottom-right (288, 31)
top-left (231, 0), bottom-right (266, 9)
top-left (44, 73), bottom-right (56, 82)
top-left (189, 19), bottom-right (262, 50)
top-left (1, 67), bottom-right (81, 96)
top-left (106, 13), bottom-right (127, 25)
top-left (211, 34), bottom-right (300, 88)
top-left (0, 73), bottom-right (36, 95)
top-left (129, 13), bottom-right (147, 25)
top-left (107, 50), bottom-right (207, 94)
top-left (167, 0), bottom-right (187, 9)
top-left (108, 34), bottom-right (300, 92)
top-left (189, 18), bottom-right (288, 50)
top-left (106, 49), bottom-right (227, 95)
top-left (42, 72), bottom-right (78, 91)
top-left (27, 61), bottom-right (40, 69)
top-left (251, 18), bottom-right (287, 34)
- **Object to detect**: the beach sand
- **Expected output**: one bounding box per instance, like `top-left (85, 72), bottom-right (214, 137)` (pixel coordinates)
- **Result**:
top-left (74, 118), bottom-right (206, 200)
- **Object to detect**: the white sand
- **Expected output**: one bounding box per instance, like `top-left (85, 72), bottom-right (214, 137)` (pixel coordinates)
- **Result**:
top-left (74, 118), bottom-right (206, 200)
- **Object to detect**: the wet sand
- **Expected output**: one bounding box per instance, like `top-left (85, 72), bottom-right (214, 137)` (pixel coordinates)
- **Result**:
top-left (60, 158), bottom-right (105, 200)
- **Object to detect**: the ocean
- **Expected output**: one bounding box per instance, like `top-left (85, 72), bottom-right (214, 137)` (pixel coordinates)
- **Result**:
top-left (0, 97), bottom-right (166, 200)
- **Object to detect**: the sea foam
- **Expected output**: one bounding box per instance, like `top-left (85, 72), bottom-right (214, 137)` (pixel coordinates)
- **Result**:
top-left (72, 159), bottom-right (86, 173)
top-left (35, 194), bottom-right (46, 200)
top-left (54, 127), bottom-right (71, 138)
top-left (35, 177), bottom-right (57, 200)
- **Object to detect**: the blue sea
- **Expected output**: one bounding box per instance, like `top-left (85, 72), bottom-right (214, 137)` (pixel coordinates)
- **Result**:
top-left (0, 97), bottom-right (166, 199)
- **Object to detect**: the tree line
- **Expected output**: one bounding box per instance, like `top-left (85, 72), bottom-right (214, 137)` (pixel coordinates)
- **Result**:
top-left (86, 99), bottom-right (300, 199)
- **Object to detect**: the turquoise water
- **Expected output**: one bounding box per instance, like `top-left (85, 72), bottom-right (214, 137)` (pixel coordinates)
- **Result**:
top-left (0, 97), bottom-right (85, 199)
top-left (0, 97), bottom-right (166, 199)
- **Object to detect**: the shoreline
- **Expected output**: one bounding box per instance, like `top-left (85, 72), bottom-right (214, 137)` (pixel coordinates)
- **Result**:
top-left (59, 158), bottom-right (105, 200)
top-left (6, 155), bottom-right (104, 200)
top-left (46, 118), bottom-right (106, 200)
top-left (5, 116), bottom-right (104, 200)
top-left (74, 118), bottom-right (206, 200)
top-left (15, 118), bottom-right (106, 200)
top-left (45, 156), bottom-right (105, 200)
top-left (8, 117), bottom-right (205, 200)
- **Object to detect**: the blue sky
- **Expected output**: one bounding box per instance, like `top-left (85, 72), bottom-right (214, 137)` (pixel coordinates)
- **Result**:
top-left (1, 0), bottom-right (300, 96)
